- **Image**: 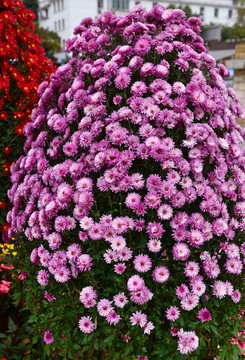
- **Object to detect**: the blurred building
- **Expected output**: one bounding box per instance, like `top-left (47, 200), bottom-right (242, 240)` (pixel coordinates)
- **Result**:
top-left (37, 0), bottom-right (245, 56)
top-left (226, 44), bottom-right (245, 127)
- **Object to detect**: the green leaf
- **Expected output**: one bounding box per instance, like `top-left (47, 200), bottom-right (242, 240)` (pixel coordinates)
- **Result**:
top-left (6, 335), bottom-right (12, 347)
top-left (8, 317), bottom-right (17, 333)
top-left (93, 337), bottom-right (99, 350)
top-left (103, 334), bottom-right (115, 345)
top-left (209, 324), bottom-right (219, 335)
top-left (32, 335), bottom-right (38, 344)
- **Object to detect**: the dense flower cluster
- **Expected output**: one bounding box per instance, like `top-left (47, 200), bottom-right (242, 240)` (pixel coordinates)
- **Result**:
top-left (0, 0), bottom-right (55, 238)
top-left (6, 4), bottom-right (245, 357)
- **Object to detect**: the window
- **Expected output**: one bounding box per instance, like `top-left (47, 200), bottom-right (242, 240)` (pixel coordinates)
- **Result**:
top-left (135, 1), bottom-right (140, 4)
top-left (57, 0), bottom-right (60, 11)
top-left (54, 1), bottom-right (56, 12)
top-left (61, 0), bottom-right (64, 10)
top-left (40, 8), bottom-right (48, 20)
top-left (98, 0), bottom-right (103, 8)
top-left (200, 7), bottom-right (204, 15)
top-left (62, 18), bottom-right (65, 30)
top-left (228, 9), bottom-right (232, 18)
top-left (58, 19), bottom-right (61, 30)
top-left (111, 0), bottom-right (129, 10)
top-left (214, 8), bottom-right (218, 17)
top-left (54, 21), bottom-right (57, 31)
top-left (153, 2), bottom-right (157, 7)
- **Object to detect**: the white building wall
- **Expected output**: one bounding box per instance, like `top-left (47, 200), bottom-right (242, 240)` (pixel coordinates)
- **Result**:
top-left (38, 0), bottom-right (243, 52)
top-left (129, 0), bottom-right (239, 26)
top-left (38, 0), bottom-right (98, 48)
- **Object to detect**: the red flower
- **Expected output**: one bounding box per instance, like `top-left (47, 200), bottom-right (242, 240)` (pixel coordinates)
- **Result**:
top-left (1, 263), bottom-right (13, 270)
top-left (1, 160), bottom-right (10, 174)
top-left (13, 110), bottom-right (24, 120)
top-left (15, 125), bottom-right (23, 135)
top-left (0, 280), bottom-right (11, 293)
top-left (2, 145), bottom-right (10, 155)
top-left (0, 222), bottom-right (10, 233)
top-left (0, 110), bottom-right (8, 120)
top-left (0, 201), bottom-right (6, 209)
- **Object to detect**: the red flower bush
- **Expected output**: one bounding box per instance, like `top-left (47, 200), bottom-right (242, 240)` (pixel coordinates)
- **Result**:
top-left (0, 0), bottom-right (55, 237)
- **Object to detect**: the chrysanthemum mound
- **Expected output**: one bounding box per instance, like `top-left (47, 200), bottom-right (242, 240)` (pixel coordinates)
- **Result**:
top-left (7, 4), bottom-right (245, 359)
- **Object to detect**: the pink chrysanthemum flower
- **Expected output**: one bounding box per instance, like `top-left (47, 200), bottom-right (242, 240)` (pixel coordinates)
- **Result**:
top-left (114, 262), bottom-right (126, 275)
top-left (152, 266), bottom-right (169, 283)
top-left (54, 266), bottom-right (70, 283)
top-left (166, 306), bottom-right (180, 321)
top-left (130, 285), bottom-right (153, 305)
top-left (225, 258), bottom-right (243, 275)
top-left (184, 261), bottom-right (200, 278)
top-left (44, 291), bottom-right (56, 302)
top-left (144, 321), bottom-right (155, 335)
top-left (118, 247), bottom-right (133, 261)
top-left (127, 275), bottom-right (145, 291)
top-left (77, 254), bottom-right (92, 271)
top-left (78, 316), bottom-right (95, 333)
top-left (114, 72), bottom-right (131, 89)
top-left (103, 249), bottom-right (118, 264)
top-left (130, 311), bottom-right (147, 328)
top-left (197, 308), bottom-right (211, 322)
top-left (176, 284), bottom-right (189, 299)
top-left (113, 95), bottom-right (122, 105)
top-left (110, 236), bottom-right (127, 252)
top-left (135, 38), bottom-right (151, 56)
top-left (97, 298), bottom-right (114, 317)
top-left (114, 292), bottom-right (128, 308)
top-left (191, 280), bottom-right (206, 297)
top-left (80, 286), bottom-right (97, 308)
top-left (43, 330), bottom-right (54, 344)
top-left (157, 204), bottom-right (173, 220)
top-left (125, 192), bottom-right (141, 209)
top-left (37, 269), bottom-right (49, 286)
top-left (147, 239), bottom-right (162, 253)
top-left (177, 330), bottom-right (199, 354)
top-left (172, 243), bottom-right (190, 261)
top-left (66, 243), bottom-right (82, 262)
top-left (134, 254), bottom-right (152, 273)
top-left (232, 289), bottom-right (241, 303)
top-left (147, 222), bottom-right (165, 239)
top-left (180, 293), bottom-right (199, 311)
top-left (212, 280), bottom-right (227, 299)
top-left (57, 183), bottom-right (73, 203)
top-left (106, 310), bottom-right (121, 325)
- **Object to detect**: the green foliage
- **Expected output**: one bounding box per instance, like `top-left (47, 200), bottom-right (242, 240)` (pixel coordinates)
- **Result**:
top-left (34, 22), bottom-right (62, 62)
top-left (222, 24), bottom-right (245, 41)
top-left (22, 0), bottom-right (38, 17)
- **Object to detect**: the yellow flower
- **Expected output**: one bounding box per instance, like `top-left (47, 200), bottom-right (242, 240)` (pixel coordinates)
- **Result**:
top-left (12, 252), bottom-right (17, 256)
